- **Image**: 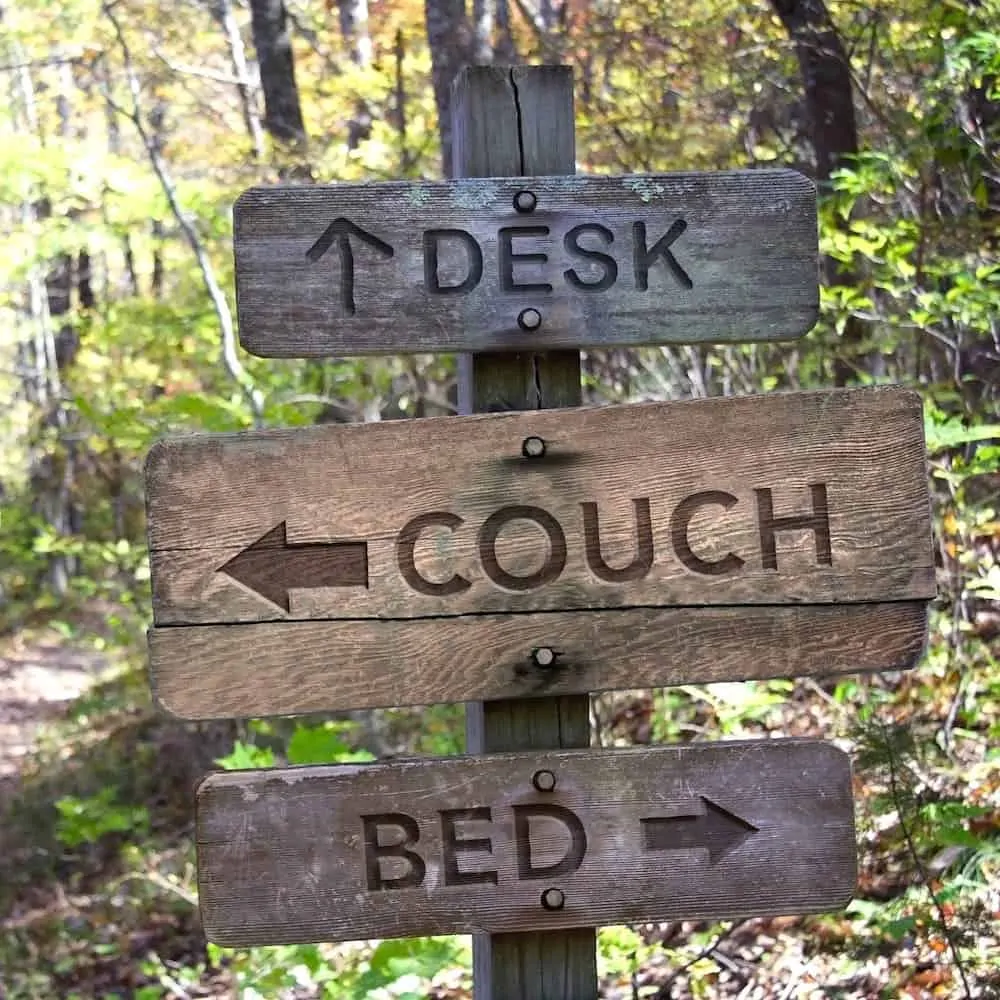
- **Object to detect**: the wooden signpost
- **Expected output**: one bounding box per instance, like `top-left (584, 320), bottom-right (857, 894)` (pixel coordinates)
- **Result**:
top-left (145, 388), bottom-right (934, 719)
top-left (196, 740), bottom-right (856, 945)
top-left (234, 170), bottom-right (818, 356)
top-left (143, 66), bottom-right (935, 1000)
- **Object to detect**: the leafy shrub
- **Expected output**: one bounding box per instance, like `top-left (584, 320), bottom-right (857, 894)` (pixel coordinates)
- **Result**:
top-left (55, 787), bottom-right (150, 848)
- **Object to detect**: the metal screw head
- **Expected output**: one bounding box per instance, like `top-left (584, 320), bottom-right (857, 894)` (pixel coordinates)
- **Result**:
top-left (513, 189), bottom-right (537, 213)
top-left (532, 769), bottom-right (557, 792)
top-left (541, 887), bottom-right (565, 911)
top-left (517, 308), bottom-right (542, 331)
top-left (532, 646), bottom-right (556, 668)
top-left (522, 435), bottom-right (546, 458)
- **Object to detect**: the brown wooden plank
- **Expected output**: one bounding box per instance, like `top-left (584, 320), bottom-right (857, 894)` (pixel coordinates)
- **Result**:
top-left (451, 64), bottom-right (596, 1000)
top-left (232, 168), bottom-right (818, 357)
top-left (148, 601), bottom-right (927, 719)
top-left (194, 739), bottom-right (856, 945)
top-left (145, 387), bottom-right (935, 627)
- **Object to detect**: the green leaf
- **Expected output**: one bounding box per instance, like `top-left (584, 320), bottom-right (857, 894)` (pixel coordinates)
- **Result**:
top-left (215, 741), bottom-right (275, 770)
top-left (354, 936), bottom-right (467, 994)
top-left (287, 723), bottom-right (375, 765)
top-left (924, 406), bottom-right (1000, 454)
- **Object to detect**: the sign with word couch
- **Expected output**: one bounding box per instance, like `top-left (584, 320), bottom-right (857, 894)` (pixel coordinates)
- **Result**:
top-left (145, 386), bottom-right (935, 719)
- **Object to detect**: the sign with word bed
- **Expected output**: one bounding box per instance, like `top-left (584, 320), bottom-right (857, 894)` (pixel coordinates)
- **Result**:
top-left (195, 739), bottom-right (856, 945)
top-left (145, 386), bottom-right (934, 720)
top-left (233, 169), bottom-right (818, 356)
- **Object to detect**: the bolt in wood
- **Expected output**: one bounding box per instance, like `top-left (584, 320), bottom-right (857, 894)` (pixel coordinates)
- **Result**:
top-left (513, 190), bottom-right (537, 213)
top-left (532, 769), bottom-right (557, 792)
top-left (521, 435), bottom-right (546, 458)
top-left (541, 888), bottom-right (566, 911)
top-left (518, 308), bottom-right (542, 331)
top-left (532, 647), bottom-right (556, 668)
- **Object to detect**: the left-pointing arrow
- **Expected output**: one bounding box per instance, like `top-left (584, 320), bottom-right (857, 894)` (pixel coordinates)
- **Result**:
top-left (219, 522), bottom-right (368, 612)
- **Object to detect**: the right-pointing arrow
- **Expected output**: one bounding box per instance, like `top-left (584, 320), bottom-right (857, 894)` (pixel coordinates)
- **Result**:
top-left (641, 797), bottom-right (757, 865)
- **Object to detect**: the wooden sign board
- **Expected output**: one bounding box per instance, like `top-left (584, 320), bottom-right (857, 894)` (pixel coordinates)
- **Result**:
top-left (145, 387), bottom-right (934, 719)
top-left (233, 169), bottom-right (818, 356)
top-left (196, 739), bottom-right (856, 945)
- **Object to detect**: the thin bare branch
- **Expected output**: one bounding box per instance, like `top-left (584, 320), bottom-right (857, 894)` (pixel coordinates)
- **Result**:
top-left (0, 53), bottom-right (89, 72)
top-left (152, 48), bottom-right (247, 86)
top-left (101, 2), bottom-right (263, 421)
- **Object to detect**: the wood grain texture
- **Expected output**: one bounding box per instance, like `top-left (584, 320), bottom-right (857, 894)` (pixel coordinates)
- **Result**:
top-left (145, 387), bottom-right (935, 627)
top-left (194, 740), bottom-right (856, 945)
top-left (233, 168), bottom-right (818, 357)
top-left (450, 65), bottom-right (595, 1000)
top-left (149, 601), bottom-right (927, 719)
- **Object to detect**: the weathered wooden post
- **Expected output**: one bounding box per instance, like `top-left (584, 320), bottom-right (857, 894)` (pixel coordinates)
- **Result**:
top-left (451, 65), bottom-right (596, 1000)
top-left (143, 62), bottom-right (936, 1000)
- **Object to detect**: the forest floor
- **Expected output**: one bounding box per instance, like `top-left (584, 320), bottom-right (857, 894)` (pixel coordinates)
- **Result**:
top-left (0, 614), bottom-right (228, 999)
top-left (0, 607), bottom-right (998, 999)
top-left (0, 631), bottom-right (107, 782)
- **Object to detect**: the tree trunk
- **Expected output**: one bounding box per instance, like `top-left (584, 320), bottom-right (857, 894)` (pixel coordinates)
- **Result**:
top-left (494, 0), bottom-right (517, 61)
top-left (10, 51), bottom-right (86, 593)
top-left (471, 0), bottom-right (493, 63)
top-left (424, 0), bottom-right (473, 175)
top-left (149, 100), bottom-right (167, 298)
top-left (955, 2), bottom-right (999, 408)
top-left (770, 0), bottom-right (858, 180)
top-left (248, 0), bottom-right (309, 173)
top-left (392, 29), bottom-right (412, 171)
top-left (338, 0), bottom-right (374, 149)
top-left (102, 61), bottom-right (140, 296)
top-left (338, 0), bottom-right (372, 66)
top-left (212, 0), bottom-right (266, 160)
top-left (770, 0), bottom-right (863, 386)
top-left (964, 1), bottom-right (999, 230)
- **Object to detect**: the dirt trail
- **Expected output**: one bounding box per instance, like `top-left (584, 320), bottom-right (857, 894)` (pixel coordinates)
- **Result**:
top-left (0, 633), bottom-right (107, 787)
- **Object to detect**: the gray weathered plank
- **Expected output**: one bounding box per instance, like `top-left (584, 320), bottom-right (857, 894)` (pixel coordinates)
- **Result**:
top-left (194, 739), bottom-right (857, 946)
top-left (149, 601), bottom-right (927, 719)
top-left (144, 387), bottom-right (935, 627)
top-left (451, 64), bottom-right (596, 1000)
top-left (233, 169), bottom-right (818, 357)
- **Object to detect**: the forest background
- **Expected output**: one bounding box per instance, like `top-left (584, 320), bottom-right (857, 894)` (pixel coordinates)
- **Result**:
top-left (0, 0), bottom-right (998, 997)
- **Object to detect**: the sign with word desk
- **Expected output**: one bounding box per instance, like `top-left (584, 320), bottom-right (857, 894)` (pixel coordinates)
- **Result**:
top-left (145, 387), bottom-right (934, 719)
top-left (195, 740), bottom-right (856, 945)
top-left (233, 169), bottom-right (818, 356)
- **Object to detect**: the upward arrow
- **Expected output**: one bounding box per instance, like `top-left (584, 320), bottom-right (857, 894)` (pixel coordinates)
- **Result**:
top-left (306, 218), bottom-right (394, 316)
top-left (641, 797), bottom-right (757, 866)
top-left (219, 522), bottom-right (368, 612)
